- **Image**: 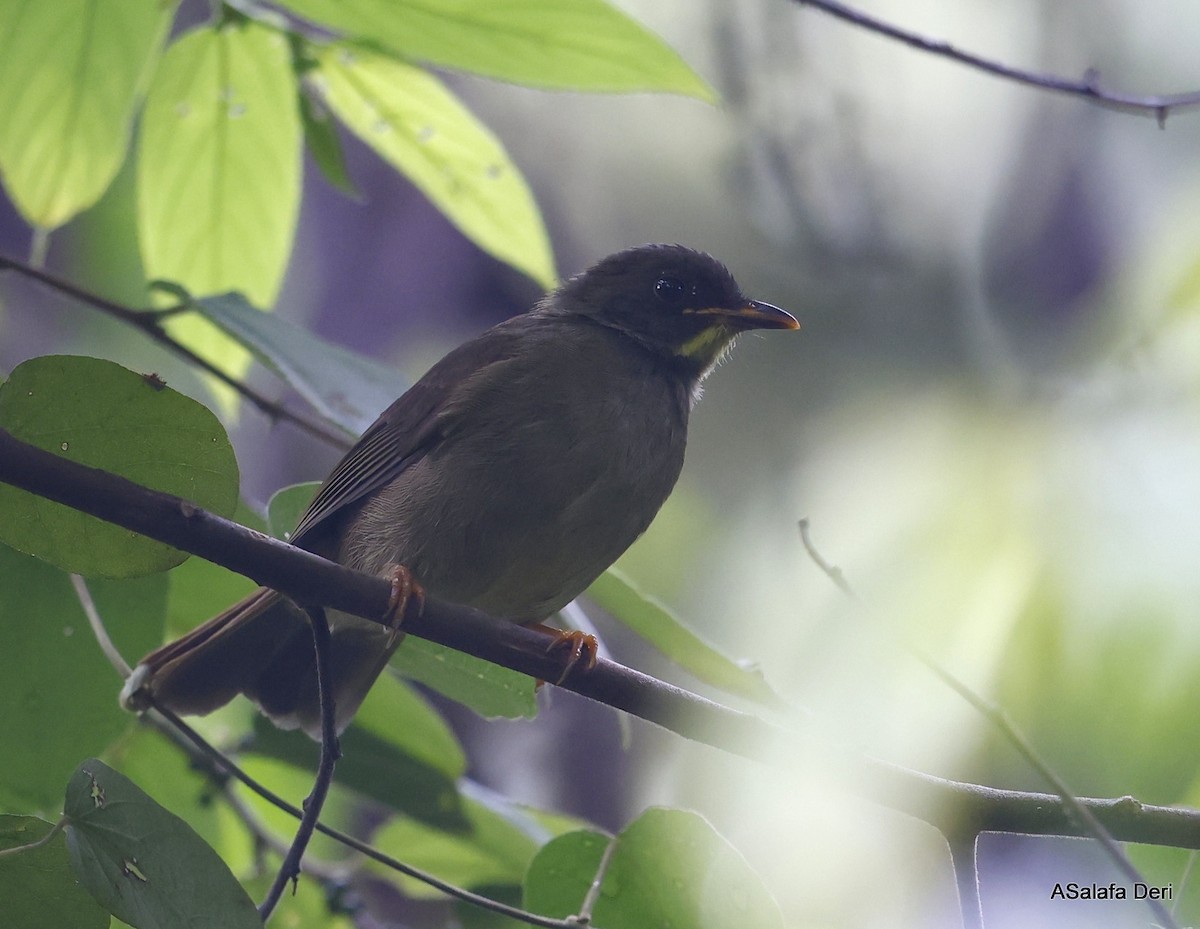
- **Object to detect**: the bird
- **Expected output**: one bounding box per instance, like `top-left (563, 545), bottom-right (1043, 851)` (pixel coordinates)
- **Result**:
top-left (120, 244), bottom-right (798, 738)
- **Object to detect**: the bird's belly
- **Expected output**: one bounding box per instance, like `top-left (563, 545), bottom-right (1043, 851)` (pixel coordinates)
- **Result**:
top-left (341, 416), bottom-right (685, 622)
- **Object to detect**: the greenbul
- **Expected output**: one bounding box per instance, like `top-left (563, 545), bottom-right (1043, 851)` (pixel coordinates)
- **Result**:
top-left (121, 245), bottom-right (798, 736)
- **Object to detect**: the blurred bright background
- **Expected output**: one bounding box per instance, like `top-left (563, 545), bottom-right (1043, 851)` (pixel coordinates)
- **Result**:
top-left (4, 0), bottom-right (1200, 925)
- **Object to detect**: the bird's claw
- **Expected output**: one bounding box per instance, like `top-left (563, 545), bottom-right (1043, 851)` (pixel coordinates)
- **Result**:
top-left (543, 629), bottom-right (599, 685)
top-left (384, 565), bottom-right (425, 646)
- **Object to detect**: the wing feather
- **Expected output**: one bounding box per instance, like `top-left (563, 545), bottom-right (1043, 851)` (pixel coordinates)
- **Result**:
top-left (290, 321), bottom-right (527, 545)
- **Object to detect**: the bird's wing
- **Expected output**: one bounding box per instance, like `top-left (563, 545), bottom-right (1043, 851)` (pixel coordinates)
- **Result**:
top-left (290, 322), bottom-right (525, 546)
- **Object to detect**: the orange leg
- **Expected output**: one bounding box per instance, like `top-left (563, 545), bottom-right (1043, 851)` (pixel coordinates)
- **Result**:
top-left (527, 622), bottom-right (599, 684)
top-left (384, 565), bottom-right (425, 646)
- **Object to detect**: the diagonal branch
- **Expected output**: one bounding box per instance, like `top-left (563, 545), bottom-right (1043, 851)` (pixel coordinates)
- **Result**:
top-left (0, 254), bottom-right (351, 449)
top-left (3, 425), bottom-right (1200, 851)
top-left (794, 0), bottom-right (1200, 125)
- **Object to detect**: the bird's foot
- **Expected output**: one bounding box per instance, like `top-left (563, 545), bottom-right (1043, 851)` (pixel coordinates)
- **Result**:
top-left (384, 565), bottom-right (425, 646)
top-left (528, 623), bottom-right (599, 685)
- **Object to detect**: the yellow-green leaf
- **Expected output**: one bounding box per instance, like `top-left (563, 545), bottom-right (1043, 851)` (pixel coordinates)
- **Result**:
top-left (281, 0), bottom-right (713, 99)
top-left (0, 0), bottom-right (172, 227)
top-left (314, 42), bottom-right (556, 288)
top-left (138, 18), bottom-right (301, 306)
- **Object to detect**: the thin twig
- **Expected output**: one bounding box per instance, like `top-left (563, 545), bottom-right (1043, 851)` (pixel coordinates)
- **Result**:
top-left (148, 703), bottom-right (578, 928)
top-left (576, 833), bottom-right (619, 925)
top-left (797, 518), bottom-right (1181, 929)
top-left (0, 254), bottom-right (351, 449)
top-left (1173, 851), bottom-right (1197, 919)
top-left (259, 606), bottom-right (341, 921)
top-left (0, 816), bottom-right (66, 858)
top-left (70, 574), bottom-right (131, 678)
top-left (793, 0), bottom-right (1200, 126)
top-left (947, 834), bottom-right (984, 929)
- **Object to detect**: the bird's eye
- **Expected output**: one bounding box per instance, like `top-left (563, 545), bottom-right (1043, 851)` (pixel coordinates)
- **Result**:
top-left (655, 277), bottom-right (687, 304)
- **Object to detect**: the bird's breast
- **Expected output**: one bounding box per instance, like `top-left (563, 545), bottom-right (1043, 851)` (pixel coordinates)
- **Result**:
top-left (341, 330), bottom-right (691, 621)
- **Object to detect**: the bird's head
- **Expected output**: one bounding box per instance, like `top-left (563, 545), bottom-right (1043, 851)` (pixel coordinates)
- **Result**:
top-left (546, 244), bottom-right (798, 380)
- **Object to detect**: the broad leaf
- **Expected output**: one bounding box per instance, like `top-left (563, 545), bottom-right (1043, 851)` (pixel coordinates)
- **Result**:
top-left (197, 293), bottom-right (405, 436)
top-left (266, 481), bottom-right (320, 541)
top-left (0, 543), bottom-right (166, 811)
top-left (138, 16), bottom-right (302, 412)
top-left (314, 42), bottom-right (555, 288)
top-left (0, 815), bottom-right (108, 929)
top-left (391, 637), bottom-right (538, 720)
top-left (280, 0), bottom-right (713, 99)
top-left (0, 355), bottom-right (238, 577)
top-left (371, 784), bottom-right (547, 898)
top-left (138, 17), bottom-right (301, 308)
top-left (524, 809), bottom-right (783, 929)
top-left (0, 0), bottom-right (172, 227)
top-left (248, 706), bottom-right (467, 830)
top-left (63, 760), bottom-right (260, 929)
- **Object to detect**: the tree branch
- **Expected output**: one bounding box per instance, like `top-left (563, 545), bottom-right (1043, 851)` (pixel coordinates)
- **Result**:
top-left (2, 426), bottom-right (1200, 851)
top-left (0, 254), bottom-right (351, 449)
top-left (257, 605), bottom-right (340, 922)
top-left (794, 0), bottom-right (1200, 125)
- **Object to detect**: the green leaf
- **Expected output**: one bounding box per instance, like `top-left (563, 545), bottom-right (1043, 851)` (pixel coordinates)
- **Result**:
top-left (196, 293), bottom-right (406, 435)
top-left (0, 0), bottom-right (172, 227)
top-left (105, 727), bottom-right (227, 862)
top-left (522, 828), bottom-right (608, 919)
top-left (524, 809), bottom-right (783, 929)
top-left (313, 42), bottom-right (556, 289)
top-left (266, 481), bottom-right (320, 540)
top-left (247, 671), bottom-right (468, 830)
top-left (164, 546), bottom-right (258, 641)
top-left (63, 760), bottom-right (261, 929)
top-left (279, 0), bottom-right (714, 99)
top-left (391, 637), bottom-right (538, 720)
top-left (587, 568), bottom-right (780, 704)
top-left (138, 18), bottom-right (302, 309)
top-left (298, 82), bottom-right (359, 198)
top-left (0, 815), bottom-right (108, 929)
top-left (354, 667), bottom-right (467, 779)
top-left (0, 355), bottom-right (239, 577)
top-left (371, 785), bottom-right (546, 898)
top-left (0, 542), bottom-right (166, 812)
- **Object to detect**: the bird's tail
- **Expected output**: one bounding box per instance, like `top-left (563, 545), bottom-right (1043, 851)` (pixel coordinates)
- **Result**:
top-left (120, 588), bottom-right (401, 739)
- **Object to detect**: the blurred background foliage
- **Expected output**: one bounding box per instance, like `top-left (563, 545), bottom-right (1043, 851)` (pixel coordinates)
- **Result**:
top-left (3, 0), bottom-right (1200, 926)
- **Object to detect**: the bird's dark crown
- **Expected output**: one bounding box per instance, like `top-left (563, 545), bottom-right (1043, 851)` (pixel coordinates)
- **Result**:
top-left (542, 244), bottom-right (793, 379)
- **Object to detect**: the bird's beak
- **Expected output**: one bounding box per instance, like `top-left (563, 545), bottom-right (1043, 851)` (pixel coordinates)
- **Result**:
top-left (687, 300), bottom-right (800, 331)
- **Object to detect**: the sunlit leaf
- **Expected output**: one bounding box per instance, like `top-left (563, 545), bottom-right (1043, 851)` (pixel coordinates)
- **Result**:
top-left (0, 0), bottom-right (172, 227)
top-left (280, 0), bottom-right (713, 99)
top-left (138, 16), bottom-right (302, 414)
top-left (138, 17), bottom-right (301, 307)
top-left (314, 42), bottom-right (555, 288)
